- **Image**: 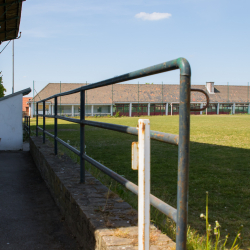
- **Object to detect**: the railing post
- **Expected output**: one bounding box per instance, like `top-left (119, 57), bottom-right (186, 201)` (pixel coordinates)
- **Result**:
top-left (54, 97), bottom-right (58, 155)
top-left (43, 101), bottom-right (45, 143)
top-left (138, 119), bottom-right (150, 250)
top-left (176, 75), bottom-right (190, 250)
top-left (36, 102), bottom-right (38, 137)
top-left (80, 90), bottom-right (85, 183)
top-left (29, 116), bottom-right (30, 137)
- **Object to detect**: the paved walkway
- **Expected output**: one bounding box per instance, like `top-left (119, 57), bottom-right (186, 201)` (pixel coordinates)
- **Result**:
top-left (0, 150), bottom-right (81, 250)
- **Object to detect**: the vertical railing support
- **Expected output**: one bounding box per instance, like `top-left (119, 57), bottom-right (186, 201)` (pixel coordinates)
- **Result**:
top-left (138, 119), bottom-right (150, 250)
top-left (43, 101), bottom-right (45, 143)
top-left (36, 102), bottom-right (38, 136)
top-left (29, 116), bottom-right (30, 137)
top-left (176, 75), bottom-right (191, 250)
top-left (54, 97), bottom-right (58, 155)
top-left (80, 90), bottom-right (85, 183)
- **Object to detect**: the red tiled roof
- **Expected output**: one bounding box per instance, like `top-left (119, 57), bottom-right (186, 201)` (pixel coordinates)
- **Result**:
top-left (32, 83), bottom-right (250, 104)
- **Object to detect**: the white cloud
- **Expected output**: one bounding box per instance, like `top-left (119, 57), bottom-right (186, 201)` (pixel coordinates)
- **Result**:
top-left (135, 12), bottom-right (171, 21)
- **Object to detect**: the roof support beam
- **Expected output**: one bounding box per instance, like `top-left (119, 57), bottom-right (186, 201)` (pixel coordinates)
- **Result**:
top-left (0, 16), bottom-right (19, 24)
top-left (0, 28), bottom-right (18, 34)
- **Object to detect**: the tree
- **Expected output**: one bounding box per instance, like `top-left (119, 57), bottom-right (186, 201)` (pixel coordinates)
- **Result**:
top-left (0, 75), bottom-right (7, 98)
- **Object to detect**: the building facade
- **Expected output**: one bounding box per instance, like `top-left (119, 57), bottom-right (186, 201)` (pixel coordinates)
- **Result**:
top-left (29, 82), bottom-right (250, 117)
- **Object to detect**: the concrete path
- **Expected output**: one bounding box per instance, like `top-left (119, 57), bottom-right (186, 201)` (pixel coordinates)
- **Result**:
top-left (0, 151), bottom-right (81, 250)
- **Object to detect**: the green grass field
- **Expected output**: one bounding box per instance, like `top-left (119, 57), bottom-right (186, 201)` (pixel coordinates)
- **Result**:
top-left (31, 115), bottom-right (250, 249)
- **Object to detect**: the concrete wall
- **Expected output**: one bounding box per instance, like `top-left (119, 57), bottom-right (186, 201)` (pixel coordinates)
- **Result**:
top-left (0, 94), bottom-right (23, 150)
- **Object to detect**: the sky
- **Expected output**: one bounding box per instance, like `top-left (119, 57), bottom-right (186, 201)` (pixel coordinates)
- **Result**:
top-left (1, 0), bottom-right (250, 97)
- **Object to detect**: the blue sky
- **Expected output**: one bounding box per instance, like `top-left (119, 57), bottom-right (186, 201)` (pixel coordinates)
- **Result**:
top-left (1, 0), bottom-right (250, 97)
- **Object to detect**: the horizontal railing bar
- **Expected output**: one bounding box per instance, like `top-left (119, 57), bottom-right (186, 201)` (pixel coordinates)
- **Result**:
top-left (37, 126), bottom-right (43, 131)
top-left (83, 120), bottom-right (179, 145)
top-left (56, 115), bottom-right (80, 124)
top-left (40, 115), bottom-right (179, 145)
top-left (83, 154), bottom-right (177, 222)
top-left (37, 58), bottom-right (189, 103)
top-left (44, 130), bottom-right (54, 138)
top-left (56, 137), bottom-right (81, 156)
top-left (36, 123), bottom-right (177, 221)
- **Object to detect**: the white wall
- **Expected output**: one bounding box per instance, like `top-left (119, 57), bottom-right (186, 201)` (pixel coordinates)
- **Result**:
top-left (0, 94), bottom-right (23, 150)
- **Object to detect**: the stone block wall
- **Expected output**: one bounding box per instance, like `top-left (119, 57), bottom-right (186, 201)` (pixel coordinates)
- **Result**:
top-left (30, 136), bottom-right (175, 250)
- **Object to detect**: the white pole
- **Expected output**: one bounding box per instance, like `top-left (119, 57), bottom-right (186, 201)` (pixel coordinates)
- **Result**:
top-left (111, 104), bottom-right (113, 116)
top-left (91, 105), bottom-right (94, 116)
top-left (138, 119), bottom-right (150, 250)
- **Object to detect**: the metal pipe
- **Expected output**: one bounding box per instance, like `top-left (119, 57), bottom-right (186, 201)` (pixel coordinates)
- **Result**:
top-left (37, 58), bottom-right (191, 103)
top-left (54, 97), bottom-right (57, 155)
top-left (37, 126), bottom-right (43, 131)
top-left (190, 89), bottom-right (209, 111)
top-left (29, 116), bottom-right (30, 136)
top-left (83, 120), bottom-right (179, 145)
top-left (36, 123), bottom-right (178, 222)
top-left (138, 119), bottom-right (150, 250)
top-left (56, 137), bottom-right (80, 156)
top-left (43, 115), bottom-right (179, 145)
top-left (43, 101), bottom-right (45, 143)
top-left (176, 74), bottom-right (191, 250)
top-left (83, 153), bottom-right (177, 222)
top-left (36, 57), bottom-right (191, 249)
top-left (80, 90), bottom-right (85, 183)
top-left (44, 130), bottom-right (54, 138)
top-left (36, 102), bottom-right (38, 136)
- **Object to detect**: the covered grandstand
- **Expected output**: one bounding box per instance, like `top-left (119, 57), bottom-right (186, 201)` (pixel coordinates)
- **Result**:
top-left (28, 82), bottom-right (250, 117)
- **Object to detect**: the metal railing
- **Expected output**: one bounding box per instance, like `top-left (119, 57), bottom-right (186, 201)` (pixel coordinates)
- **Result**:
top-left (35, 57), bottom-right (209, 250)
top-left (23, 115), bottom-right (30, 137)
